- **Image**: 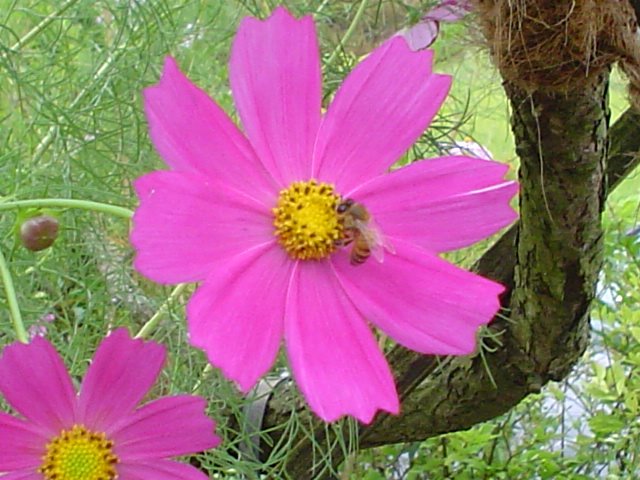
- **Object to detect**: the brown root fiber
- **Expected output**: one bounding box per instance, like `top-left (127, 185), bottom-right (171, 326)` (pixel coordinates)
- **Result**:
top-left (474, 0), bottom-right (640, 108)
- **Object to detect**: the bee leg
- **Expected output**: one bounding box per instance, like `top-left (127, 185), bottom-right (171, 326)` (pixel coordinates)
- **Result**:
top-left (335, 229), bottom-right (355, 247)
top-left (335, 238), bottom-right (353, 247)
top-left (350, 254), bottom-right (366, 266)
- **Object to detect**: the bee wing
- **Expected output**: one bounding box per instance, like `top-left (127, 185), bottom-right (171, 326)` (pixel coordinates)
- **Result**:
top-left (366, 216), bottom-right (396, 254)
top-left (354, 218), bottom-right (395, 263)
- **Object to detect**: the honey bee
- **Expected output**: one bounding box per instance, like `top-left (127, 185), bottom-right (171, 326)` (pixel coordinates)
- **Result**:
top-left (336, 198), bottom-right (394, 265)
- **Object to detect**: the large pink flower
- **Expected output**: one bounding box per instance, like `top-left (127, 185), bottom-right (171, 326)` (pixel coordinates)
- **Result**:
top-left (0, 329), bottom-right (220, 479)
top-left (131, 7), bottom-right (518, 423)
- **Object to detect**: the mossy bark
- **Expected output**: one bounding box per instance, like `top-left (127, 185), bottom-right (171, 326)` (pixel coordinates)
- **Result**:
top-left (507, 77), bottom-right (608, 379)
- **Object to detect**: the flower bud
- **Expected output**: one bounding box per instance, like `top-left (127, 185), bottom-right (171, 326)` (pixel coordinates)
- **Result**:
top-left (20, 215), bottom-right (59, 251)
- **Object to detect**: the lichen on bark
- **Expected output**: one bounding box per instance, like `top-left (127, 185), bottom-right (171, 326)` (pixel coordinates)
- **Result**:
top-left (507, 76), bottom-right (608, 381)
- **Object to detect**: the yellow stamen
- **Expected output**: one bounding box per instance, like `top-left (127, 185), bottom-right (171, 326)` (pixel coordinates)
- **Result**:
top-left (39, 425), bottom-right (118, 480)
top-left (273, 180), bottom-right (343, 260)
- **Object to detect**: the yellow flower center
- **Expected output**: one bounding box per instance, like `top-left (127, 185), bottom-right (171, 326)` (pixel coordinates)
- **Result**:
top-left (39, 425), bottom-right (118, 480)
top-left (273, 180), bottom-right (343, 260)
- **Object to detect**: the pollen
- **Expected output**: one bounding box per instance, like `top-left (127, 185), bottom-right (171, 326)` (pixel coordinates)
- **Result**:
top-left (39, 425), bottom-right (118, 480)
top-left (273, 180), bottom-right (343, 260)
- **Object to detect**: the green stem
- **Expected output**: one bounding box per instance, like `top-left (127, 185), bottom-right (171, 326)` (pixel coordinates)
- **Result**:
top-left (324, 0), bottom-right (370, 69)
top-left (33, 50), bottom-right (121, 162)
top-left (192, 364), bottom-right (213, 394)
top-left (135, 283), bottom-right (188, 339)
top-left (7, 0), bottom-right (81, 53)
top-left (0, 198), bottom-right (133, 219)
top-left (0, 247), bottom-right (28, 343)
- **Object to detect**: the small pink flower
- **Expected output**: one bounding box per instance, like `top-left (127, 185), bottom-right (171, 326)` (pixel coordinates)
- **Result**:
top-left (27, 324), bottom-right (48, 339)
top-left (40, 313), bottom-right (56, 323)
top-left (131, 7), bottom-right (517, 423)
top-left (28, 313), bottom-right (56, 339)
top-left (0, 329), bottom-right (220, 479)
top-left (399, 0), bottom-right (473, 50)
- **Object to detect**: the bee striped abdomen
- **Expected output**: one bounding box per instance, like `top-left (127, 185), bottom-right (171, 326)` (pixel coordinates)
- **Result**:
top-left (350, 236), bottom-right (371, 265)
top-left (336, 197), bottom-right (385, 266)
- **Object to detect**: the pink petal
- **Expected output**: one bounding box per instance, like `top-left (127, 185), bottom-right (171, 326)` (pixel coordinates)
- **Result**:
top-left (0, 471), bottom-right (42, 480)
top-left (77, 329), bottom-right (165, 432)
top-left (398, 21), bottom-right (439, 50)
top-left (313, 37), bottom-right (451, 194)
top-left (230, 6), bottom-right (322, 185)
top-left (131, 170), bottom-right (273, 284)
top-left (188, 243), bottom-right (290, 392)
top-left (0, 337), bottom-right (76, 435)
top-left (285, 261), bottom-right (399, 423)
top-left (0, 412), bottom-right (46, 470)
top-left (333, 239), bottom-right (504, 355)
top-left (143, 57), bottom-right (276, 201)
top-left (117, 460), bottom-right (209, 480)
top-left (444, 140), bottom-right (494, 160)
top-left (110, 396), bottom-right (219, 461)
top-left (426, 0), bottom-right (473, 22)
top-left (351, 156), bottom-right (518, 252)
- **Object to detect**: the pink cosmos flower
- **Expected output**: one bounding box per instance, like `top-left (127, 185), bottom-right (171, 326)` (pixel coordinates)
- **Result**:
top-left (0, 329), bottom-right (220, 479)
top-left (131, 7), bottom-right (518, 423)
